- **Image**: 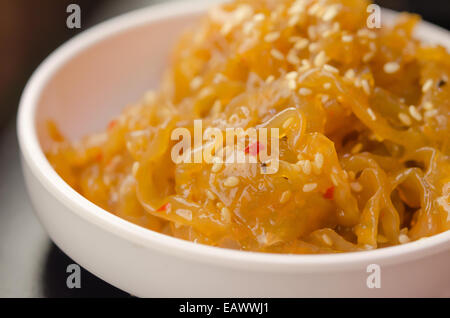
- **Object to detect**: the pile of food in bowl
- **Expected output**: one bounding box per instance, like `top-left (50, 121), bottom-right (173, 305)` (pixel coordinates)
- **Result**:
top-left (45, 0), bottom-right (450, 254)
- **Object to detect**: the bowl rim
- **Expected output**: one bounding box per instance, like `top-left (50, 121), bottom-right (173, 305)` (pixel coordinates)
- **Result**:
top-left (17, 0), bottom-right (450, 273)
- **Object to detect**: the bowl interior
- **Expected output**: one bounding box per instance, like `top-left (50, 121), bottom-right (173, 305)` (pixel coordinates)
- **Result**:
top-left (36, 10), bottom-right (200, 149)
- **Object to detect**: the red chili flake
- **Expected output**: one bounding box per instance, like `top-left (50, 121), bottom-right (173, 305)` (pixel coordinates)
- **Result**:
top-left (245, 142), bottom-right (264, 156)
top-left (156, 203), bottom-right (171, 212)
top-left (323, 186), bottom-right (335, 200)
top-left (108, 119), bottom-right (118, 130)
top-left (96, 152), bottom-right (103, 162)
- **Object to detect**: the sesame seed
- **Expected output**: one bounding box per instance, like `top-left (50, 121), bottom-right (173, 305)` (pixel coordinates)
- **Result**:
top-left (211, 162), bottom-right (223, 173)
top-left (323, 82), bottom-right (331, 90)
top-left (308, 3), bottom-right (321, 16)
top-left (206, 190), bottom-right (216, 200)
top-left (213, 73), bottom-right (227, 84)
top-left (294, 38), bottom-right (309, 50)
top-left (398, 233), bottom-right (410, 244)
top-left (220, 22), bottom-right (233, 36)
top-left (423, 101), bottom-right (434, 110)
top-left (298, 62), bottom-right (311, 72)
top-left (384, 62), bottom-right (400, 74)
top-left (314, 51), bottom-right (328, 67)
top-left (409, 105), bottom-right (422, 121)
top-left (235, 5), bottom-right (253, 21)
top-left (362, 52), bottom-right (375, 63)
top-left (303, 183), bottom-right (317, 192)
top-left (322, 5), bottom-right (340, 21)
top-left (321, 94), bottom-right (330, 104)
top-left (331, 174), bottom-right (339, 186)
top-left (322, 234), bottom-right (333, 246)
top-left (422, 79), bottom-right (433, 93)
top-left (280, 190), bottom-right (292, 204)
top-left (303, 160), bottom-right (312, 175)
top-left (314, 153), bottom-right (324, 170)
top-left (289, 0), bottom-right (306, 15)
top-left (286, 71), bottom-right (299, 80)
top-left (265, 75), bottom-right (275, 84)
top-left (367, 108), bottom-right (377, 121)
top-left (265, 31), bottom-right (280, 42)
top-left (288, 15), bottom-right (300, 27)
top-left (190, 76), bottom-right (203, 90)
top-left (176, 209), bottom-right (192, 221)
top-left (287, 51), bottom-right (301, 65)
top-left (308, 42), bottom-right (320, 53)
top-left (270, 49), bottom-right (285, 60)
top-left (288, 79), bottom-right (297, 90)
top-left (350, 182), bottom-right (362, 192)
top-left (220, 207), bottom-right (231, 223)
top-left (296, 160), bottom-right (312, 175)
top-left (344, 69), bottom-right (355, 80)
top-left (361, 79), bottom-right (371, 95)
top-left (342, 35), bottom-right (353, 42)
top-left (323, 64), bottom-right (339, 73)
top-left (351, 143), bottom-right (363, 154)
top-left (299, 87), bottom-right (312, 96)
top-left (224, 176), bottom-right (239, 187)
top-left (398, 112), bottom-right (412, 126)
top-left (283, 117), bottom-right (294, 129)
top-left (301, 59), bottom-right (311, 67)
top-left (253, 13), bottom-right (265, 22)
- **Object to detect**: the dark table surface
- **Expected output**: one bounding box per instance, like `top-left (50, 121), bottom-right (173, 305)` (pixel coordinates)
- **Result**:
top-left (0, 0), bottom-right (449, 298)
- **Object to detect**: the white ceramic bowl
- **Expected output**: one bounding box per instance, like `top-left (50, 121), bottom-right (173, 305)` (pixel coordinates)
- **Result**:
top-left (18, 0), bottom-right (450, 297)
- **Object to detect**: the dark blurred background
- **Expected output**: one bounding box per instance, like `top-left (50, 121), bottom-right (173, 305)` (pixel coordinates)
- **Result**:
top-left (0, 0), bottom-right (448, 297)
